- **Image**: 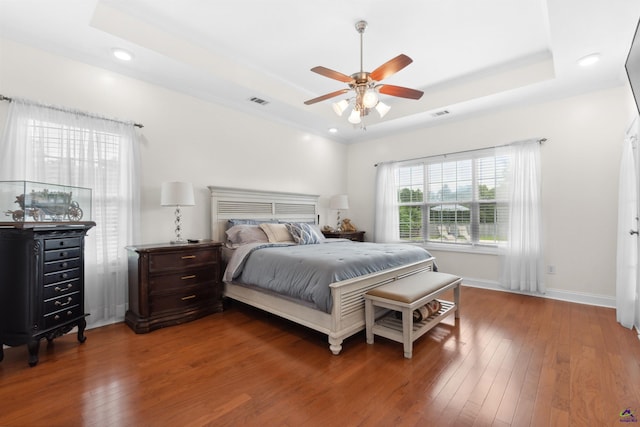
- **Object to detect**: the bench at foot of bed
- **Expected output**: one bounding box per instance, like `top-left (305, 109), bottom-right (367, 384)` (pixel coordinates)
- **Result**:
top-left (364, 271), bottom-right (461, 359)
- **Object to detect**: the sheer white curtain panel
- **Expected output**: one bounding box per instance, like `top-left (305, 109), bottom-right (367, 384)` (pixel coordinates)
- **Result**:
top-left (374, 162), bottom-right (400, 242)
top-left (500, 141), bottom-right (545, 293)
top-left (0, 98), bottom-right (141, 327)
top-left (616, 122), bottom-right (640, 331)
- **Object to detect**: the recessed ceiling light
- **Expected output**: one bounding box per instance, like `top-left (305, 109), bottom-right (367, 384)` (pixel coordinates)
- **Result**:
top-left (112, 48), bottom-right (133, 61)
top-left (328, 128), bottom-right (338, 133)
top-left (577, 53), bottom-right (601, 67)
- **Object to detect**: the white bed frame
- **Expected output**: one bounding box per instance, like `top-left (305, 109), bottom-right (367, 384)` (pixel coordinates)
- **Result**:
top-left (209, 186), bottom-right (435, 355)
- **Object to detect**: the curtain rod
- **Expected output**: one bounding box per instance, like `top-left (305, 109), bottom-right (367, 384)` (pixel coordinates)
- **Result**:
top-left (0, 94), bottom-right (144, 128)
top-left (374, 138), bottom-right (547, 167)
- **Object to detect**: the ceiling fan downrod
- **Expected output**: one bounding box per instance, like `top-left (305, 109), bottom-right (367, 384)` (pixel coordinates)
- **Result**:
top-left (356, 20), bottom-right (367, 74)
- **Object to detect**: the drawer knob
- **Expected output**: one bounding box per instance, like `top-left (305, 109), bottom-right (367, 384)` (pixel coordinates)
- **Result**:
top-left (181, 255), bottom-right (197, 259)
top-left (181, 275), bottom-right (196, 280)
top-left (181, 295), bottom-right (196, 301)
top-left (60, 252), bottom-right (67, 257)
top-left (54, 283), bottom-right (74, 292)
top-left (61, 262), bottom-right (68, 268)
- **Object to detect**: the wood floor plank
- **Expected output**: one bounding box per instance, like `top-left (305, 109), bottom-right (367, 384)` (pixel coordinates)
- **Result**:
top-left (1, 287), bottom-right (639, 427)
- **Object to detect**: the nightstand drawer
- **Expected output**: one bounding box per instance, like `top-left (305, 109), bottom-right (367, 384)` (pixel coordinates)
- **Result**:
top-left (43, 278), bottom-right (81, 300)
top-left (150, 288), bottom-right (215, 313)
top-left (148, 249), bottom-right (218, 272)
top-left (44, 257), bottom-right (81, 273)
top-left (44, 291), bottom-right (81, 315)
top-left (43, 305), bottom-right (83, 330)
top-left (148, 267), bottom-right (217, 293)
top-left (44, 237), bottom-right (82, 250)
top-left (43, 267), bottom-right (80, 285)
top-left (44, 247), bottom-right (81, 262)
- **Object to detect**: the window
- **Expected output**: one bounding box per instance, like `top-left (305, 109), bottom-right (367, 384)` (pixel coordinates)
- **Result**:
top-left (397, 149), bottom-right (509, 246)
top-left (28, 119), bottom-right (126, 262)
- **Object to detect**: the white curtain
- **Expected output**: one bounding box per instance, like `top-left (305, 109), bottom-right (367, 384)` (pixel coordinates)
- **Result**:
top-left (500, 141), bottom-right (545, 293)
top-left (616, 123), bottom-right (640, 330)
top-left (0, 98), bottom-right (140, 328)
top-left (374, 162), bottom-right (400, 242)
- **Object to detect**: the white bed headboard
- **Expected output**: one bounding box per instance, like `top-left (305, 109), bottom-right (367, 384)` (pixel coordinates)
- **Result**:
top-left (208, 186), bottom-right (319, 242)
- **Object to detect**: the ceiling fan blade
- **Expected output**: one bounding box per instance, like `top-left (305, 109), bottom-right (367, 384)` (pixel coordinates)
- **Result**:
top-left (310, 66), bottom-right (354, 83)
top-left (378, 84), bottom-right (424, 100)
top-left (304, 89), bottom-right (350, 105)
top-left (369, 54), bottom-right (413, 81)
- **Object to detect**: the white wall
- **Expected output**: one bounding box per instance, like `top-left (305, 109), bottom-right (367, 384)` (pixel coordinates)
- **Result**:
top-left (0, 38), bottom-right (348, 243)
top-left (347, 86), bottom-right (635, 303)
top-left (2, 37), bottom-right (636, 304)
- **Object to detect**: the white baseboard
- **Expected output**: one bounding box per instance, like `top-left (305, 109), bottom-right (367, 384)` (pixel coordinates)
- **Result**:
top-left (461, 278), bottom-right (616, 308)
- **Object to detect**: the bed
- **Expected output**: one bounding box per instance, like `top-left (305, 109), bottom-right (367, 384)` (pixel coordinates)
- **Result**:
top-left (209, 186), bottom-right (435, 355)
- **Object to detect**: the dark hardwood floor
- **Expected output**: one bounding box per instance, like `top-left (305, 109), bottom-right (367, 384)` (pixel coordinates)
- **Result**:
top-left (1, 286), bottom-right (639, 426)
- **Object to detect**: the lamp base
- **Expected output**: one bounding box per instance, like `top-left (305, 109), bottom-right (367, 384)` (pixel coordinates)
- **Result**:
top-left (170, 238), bottom-right (188, 244)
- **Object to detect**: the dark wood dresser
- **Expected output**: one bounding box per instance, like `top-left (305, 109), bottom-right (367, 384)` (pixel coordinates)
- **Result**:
top-left (321, 230), bottom-right (366, 242)
top-left (125, 240), bottom-right (223, 333)
top-left (0, 222), bottom-right (95, 366)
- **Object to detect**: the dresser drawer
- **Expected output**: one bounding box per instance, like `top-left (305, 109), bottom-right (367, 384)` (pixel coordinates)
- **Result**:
top-left (43, 305), bottom-right (83, 330)
top-left (148, 266), bottom-right (217, 293)
top-left (43, 267), bottom-right (80, 285)
top-left (43, 278), bottom-right (81, 300)
top-left (44, 237), bottom-right (82, 250)
top-left (150, 288), bottom-right (215, 313)
top-left (44, 257), bottom-right (81, 273)
top-left (148, 249), bottom-right (219, 273)
top-left (44, 247), bottom-right (81, 262)
top-left (44, 291), bottom-right (81, 315)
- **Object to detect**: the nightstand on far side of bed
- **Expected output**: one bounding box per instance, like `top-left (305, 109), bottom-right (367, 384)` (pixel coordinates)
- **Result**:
top-left (321, 230), bottom-right (365, 242)
top-left (125, 240), bottom-right (223, 333)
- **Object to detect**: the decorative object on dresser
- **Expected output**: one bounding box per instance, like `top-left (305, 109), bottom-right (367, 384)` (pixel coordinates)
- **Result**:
top-left (0, 221), bottom-right (96, 366)
top-left (321, 229), bottom-right (366, 242)
top-left (160, 181), bottom-right (195, 244)
top-left (125, 240), bottom-right (223, 333)
top-left (329, 194), bottom-right (349, 231)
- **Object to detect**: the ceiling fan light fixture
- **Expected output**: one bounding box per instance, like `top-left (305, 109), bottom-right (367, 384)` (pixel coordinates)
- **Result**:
top-left (375, 101), bottom-right (391, 118)
top-left (362, 89), bottom-right (378, 109)
top-left (332, 99), bottom-right (349, 116)
top-left (348, 109), bottom-right (361, 124)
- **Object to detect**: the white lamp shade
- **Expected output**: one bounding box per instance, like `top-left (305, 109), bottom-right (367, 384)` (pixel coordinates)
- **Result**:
top-left (348, 109), bottom-right (361, 124)
top-left (329, 194), bottom-right (349, 210)
top-left (332, 99), bottom-right (349, 116)
top-left (362, 89), bottom-right (378, 108)
top-left (375, 101), bottom-right (391, 118)
top-left (161, 182), bottom-right (195, 206)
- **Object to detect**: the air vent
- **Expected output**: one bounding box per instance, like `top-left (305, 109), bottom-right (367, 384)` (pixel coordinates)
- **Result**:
top-left (431, 109), bottom-right (450, 117)
top-left (249, 97), bottom-right (269, 106)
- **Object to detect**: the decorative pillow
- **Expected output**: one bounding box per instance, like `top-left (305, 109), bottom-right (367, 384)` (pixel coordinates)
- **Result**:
top-left (259, 223), bottom-right (294, 243)
top-left (285, 222), bottom-right (322, 245)
top-left (225, 225), bottom-right (269, 246)
top-left (227, 219), bottom-right (276, 229)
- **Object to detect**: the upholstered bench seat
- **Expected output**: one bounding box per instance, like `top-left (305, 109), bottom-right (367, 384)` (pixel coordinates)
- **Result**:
top-left (364, 271), bottom-right (461, 359)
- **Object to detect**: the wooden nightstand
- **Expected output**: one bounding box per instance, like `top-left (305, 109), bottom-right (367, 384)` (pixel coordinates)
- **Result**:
top-left (125, 240), bottom-right (223, 333)
top-left (321, 230), bottom-right (366, 242)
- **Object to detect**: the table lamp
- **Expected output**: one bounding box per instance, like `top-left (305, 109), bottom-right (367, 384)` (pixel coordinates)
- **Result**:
top-left (161, 182), bottom-right (195, 243)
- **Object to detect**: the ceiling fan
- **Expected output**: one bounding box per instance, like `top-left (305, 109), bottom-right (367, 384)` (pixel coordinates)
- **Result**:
top-left (304, 20), bottom-right (424, 125)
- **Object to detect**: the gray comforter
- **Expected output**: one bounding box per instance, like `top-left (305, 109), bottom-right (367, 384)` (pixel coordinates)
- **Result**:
top-left (224, 240), bottom-right (433, 313)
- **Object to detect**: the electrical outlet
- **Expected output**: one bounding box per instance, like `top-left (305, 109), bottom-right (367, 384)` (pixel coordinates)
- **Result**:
top-left (547, 265), bottom-right (556, 274)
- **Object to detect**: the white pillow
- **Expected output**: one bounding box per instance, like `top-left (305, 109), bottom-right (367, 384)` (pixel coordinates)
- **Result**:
top-left (259, 223), bottom-right (294, 243)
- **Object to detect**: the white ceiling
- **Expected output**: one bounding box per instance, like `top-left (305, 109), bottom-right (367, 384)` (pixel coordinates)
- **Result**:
top-left (0, 0), bottom-right (639, 143)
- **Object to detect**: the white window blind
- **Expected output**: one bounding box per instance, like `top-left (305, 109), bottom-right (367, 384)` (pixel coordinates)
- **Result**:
top-left (397, 148), bottom-right (509, 246)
